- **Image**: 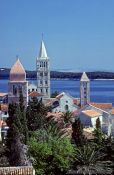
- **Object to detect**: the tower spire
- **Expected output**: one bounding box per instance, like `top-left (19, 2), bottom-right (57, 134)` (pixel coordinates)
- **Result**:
top-left (39, 40), bottom-right (48, 58)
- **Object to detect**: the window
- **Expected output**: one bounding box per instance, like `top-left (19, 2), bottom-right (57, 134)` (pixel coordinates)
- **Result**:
top-left (45, 72), bottom-right (48, 76)
top-left (45, 81), bottom-right (47, 85)
top-left (46, 89), bottom-right (48, 93)
top-left (46, 62), bottom-right (48, 68)
top-left (32, 88), bottom-right (34, 92)
top-left (40, 80), bottom-right (42, 85)
top-left (41, 89), bottom-right (42, 93)
top-left (65, 105), bottom-right (69, 111)
top-left (44, 62), bottom-right (45, 67)
top-left (13, 85), bottom-right (17, 95)
top-left (40, 72), bottom-right (43, 76)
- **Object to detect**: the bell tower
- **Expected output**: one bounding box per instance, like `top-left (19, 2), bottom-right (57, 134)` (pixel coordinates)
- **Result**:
top-left (36, 40), bottom-right (50, 98)
top-left (80, 72), bottom-right (90, 107)
top-left (8, 58), bottom-right (28, 106)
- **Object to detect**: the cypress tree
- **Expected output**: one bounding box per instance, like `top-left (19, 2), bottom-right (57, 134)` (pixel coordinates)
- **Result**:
top-left (72, 117), bottom-right (86, 146)
top-left (93, 117), bottom-right (104, 145)
top-left (26, 97), bottom-right (49, 131)
top-left (6, 93), bottom-right (29, 165)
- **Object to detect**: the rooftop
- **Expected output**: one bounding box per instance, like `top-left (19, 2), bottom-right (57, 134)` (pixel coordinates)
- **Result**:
top-left (82, 110), bottom-right (101, 118)
top-left (10, 58), bottom-right (26, 81)
top-left (0, 93), bottom-right (8, 97)
top-left (0, 104), bottom-right (8, 112)
top-left (28, 91), bottom-right (43, 97)
top-left (80, 72), bottom-right (89, 82)
top-left (90, 102), bottom-right (112, 109)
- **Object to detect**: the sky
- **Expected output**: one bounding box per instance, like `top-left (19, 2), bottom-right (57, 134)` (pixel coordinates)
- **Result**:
top-left (0, 0), bottom-right (114, 72)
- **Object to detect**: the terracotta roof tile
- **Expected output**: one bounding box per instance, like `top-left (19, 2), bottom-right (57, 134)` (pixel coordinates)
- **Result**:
top-left (90, 103), bottom-right (112, 109)
top-left (73, 99), bottom-right (80, 106)
top-left (0, 93), bottom-right (8, 97)
top-left (111, 108), bottom-right (114, 115)
top-left (28, 91), bottom-right (43, 97)
top-left (82, 110), bottom-right (101, 118)
top-left (10, 59), bottom-right (26, 81)
top-left (56, 93), bottom-right (64, 100)
top-left (0, 104), bottom-right (8, 112)
top-left (0, 120), bottom-right (7, 127)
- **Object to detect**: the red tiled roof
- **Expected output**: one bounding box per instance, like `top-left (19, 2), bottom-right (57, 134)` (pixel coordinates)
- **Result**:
top-left (0, 104), bottom-right (8, 112)
top-left (73, 99), bottom-right (80, 106)
top-left (111, 108), bottom-right (114, 115)
top-left (10, 59), bottom-right (26, 81)
top-left (0, 120), bottom-right (6, 127)
top-left (90, 103), bottom-right (112, 109)
top-left (56, 93), bottom-right (64, 100)
top-left (28, 91), bottom-right (43, 97)
top-left (82, 110), bottom-right (101, 118)
top-left (0, 93), bottom-right (8, 97)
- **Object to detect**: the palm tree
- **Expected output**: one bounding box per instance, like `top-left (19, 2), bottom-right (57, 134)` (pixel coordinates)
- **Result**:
top-left (63, 111), bottom-right (73, 124)
top-left (73, 144), bottom-right (113, 175)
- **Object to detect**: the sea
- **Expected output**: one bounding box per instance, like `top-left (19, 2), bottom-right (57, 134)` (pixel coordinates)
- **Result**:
top-left (0, 79), bottom-right (114, 105)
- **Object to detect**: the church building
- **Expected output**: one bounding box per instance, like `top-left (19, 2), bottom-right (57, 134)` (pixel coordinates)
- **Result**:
top-left (8, 58), bottom-right (28, 105)
top-left (36, 40), bottom-right (50, 99)
top-left (80, 72), bottom-right (90, 107)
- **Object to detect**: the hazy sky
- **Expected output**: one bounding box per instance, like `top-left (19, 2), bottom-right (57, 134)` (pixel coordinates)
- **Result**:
top-left (0, 0), bottom-right (114, 71)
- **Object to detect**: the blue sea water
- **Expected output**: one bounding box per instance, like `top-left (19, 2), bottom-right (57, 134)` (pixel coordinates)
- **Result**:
top-left (0, 79), bottom-right (114, 105)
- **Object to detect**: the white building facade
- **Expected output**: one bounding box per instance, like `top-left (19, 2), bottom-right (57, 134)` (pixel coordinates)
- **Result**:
top-left (80, 72), bottom-right (90, 107)
top-left (52, 92), bottom-right (79, 113)
top-left (36, 40), bottom-right (50, 99)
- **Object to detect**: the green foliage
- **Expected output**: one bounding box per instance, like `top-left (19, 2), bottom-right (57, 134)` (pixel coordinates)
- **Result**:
top-left (96, 117), bottom-right (101, 130)
top-left (0, 142), bottom-right (9, 167)
top-left (93, 118), bottom-right (105, 146)
top-left (72, 117), bottom-right (86, 146)
top-left (101, 136), bottom-right (114, 161)
top-left (28, 125), bottom-right (75, 175)
top-left (26, 97), bottom-right (49, 131)
top-left (6, 94), bottom-right (29, 165)
top-left (63, 111), bottom-right (73, 124)
top-left (72, 144), bottom-right (113, 175)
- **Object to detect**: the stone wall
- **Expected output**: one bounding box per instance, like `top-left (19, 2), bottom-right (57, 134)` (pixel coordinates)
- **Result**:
top-left (0, 166), bottom-right (35, 175)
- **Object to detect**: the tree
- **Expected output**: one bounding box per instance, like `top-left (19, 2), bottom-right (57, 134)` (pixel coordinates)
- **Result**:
top-left (6, 93), bottom-right (29, 166)
top-left (72, 117), bottom-right (86, 146)
top-left (96, 117), bottom-right (101, 130)
top-left (26, 97), bottom-right (49, 131)
top-left (93, 118), bottom-right (104, 146)
top-left (63, 111), bottom-right (73, 124)
top-left (71, 144), bottom-right (113, 175)
top-left (28, 124), bottom-right (75, 175)
top-left (0, 142), bottom-right (9, 167)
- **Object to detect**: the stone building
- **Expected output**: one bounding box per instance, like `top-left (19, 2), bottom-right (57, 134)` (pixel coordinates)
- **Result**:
top-left (36, 40), bottom-right (50, 99)
top-left (8, 58), bottom-right (28, 106)
top-left (80, 72), bottom-right (90, 107)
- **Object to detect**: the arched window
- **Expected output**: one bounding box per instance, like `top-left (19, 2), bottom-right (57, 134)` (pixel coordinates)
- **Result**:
top-left (65, 105), bottom-right (69, 111)
top-left (13, 85), bottom-right (17, 95)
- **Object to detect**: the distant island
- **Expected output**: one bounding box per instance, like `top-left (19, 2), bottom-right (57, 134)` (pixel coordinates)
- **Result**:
top-left (1, 68), bottom-right (114, 80)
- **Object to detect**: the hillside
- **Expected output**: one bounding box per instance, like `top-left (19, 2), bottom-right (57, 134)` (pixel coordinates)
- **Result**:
top-left (0, 68), bottom-right (114, 79)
